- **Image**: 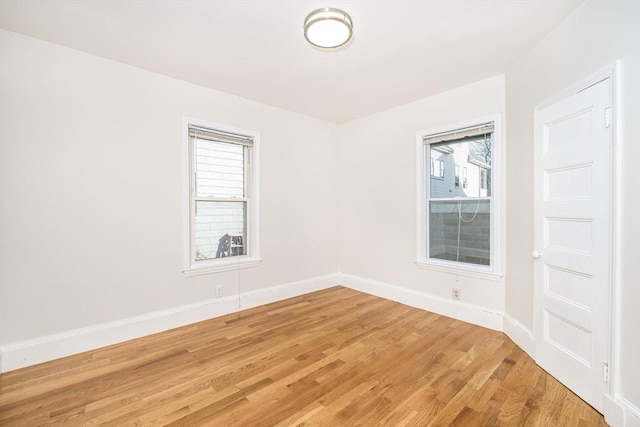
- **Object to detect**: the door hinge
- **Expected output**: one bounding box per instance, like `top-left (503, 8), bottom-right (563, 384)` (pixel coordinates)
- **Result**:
top-left (603, 360), bottom-right (610, 382)
top-left (605, 106), bottom-right (611, 128)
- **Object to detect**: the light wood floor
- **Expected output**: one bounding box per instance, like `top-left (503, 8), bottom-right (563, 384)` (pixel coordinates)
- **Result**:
top-left (0, 286), bottom-right (607, 426)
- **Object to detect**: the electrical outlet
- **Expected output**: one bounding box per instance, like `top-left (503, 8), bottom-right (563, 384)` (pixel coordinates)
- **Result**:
top-left (215, 285), bottom-right (223, 298)
top-left (452, 288), bottom-right (461, 300)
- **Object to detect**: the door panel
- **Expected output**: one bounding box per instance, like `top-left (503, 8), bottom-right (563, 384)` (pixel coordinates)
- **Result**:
top-left (545, 264), bottom-right (592, 309)
top-left (546, 217), bottom-right (593, 253)
top-left (534, 78), bottom-right (611, 412)
top-left (545, 109), bottom-right (595, 150)
top-left (544, 310), bottom-right (592, 365)
top-left (546, 164), bottom-right (594, 200)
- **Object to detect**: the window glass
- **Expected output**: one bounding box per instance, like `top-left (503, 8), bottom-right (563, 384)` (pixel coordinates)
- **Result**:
top-left (195, 140), bottom-right (244, 198)
top-left (194, 200), bottom-right (246, 260)
top-left (428, 200), bottom-right (490, 266)
top-left (429, 134), bottom-right (492, 199)
top-left (423, 125), bottom-right (495, 270)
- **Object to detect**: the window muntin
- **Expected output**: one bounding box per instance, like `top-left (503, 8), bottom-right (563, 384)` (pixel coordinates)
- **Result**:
top-left (418, 119), bottom-right (499, 274)
top-left (184, 119), bottom-right (260, 275)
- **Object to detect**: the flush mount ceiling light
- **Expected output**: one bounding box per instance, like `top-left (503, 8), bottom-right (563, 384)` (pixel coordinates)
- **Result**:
top-left (304, 7), bottom-right (353, 49)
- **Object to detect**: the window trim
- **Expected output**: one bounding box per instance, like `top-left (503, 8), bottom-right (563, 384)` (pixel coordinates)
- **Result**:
top-left (182, 117), bottom-right (261, 276)
top-left (415, 114), bottom-right (502, 279)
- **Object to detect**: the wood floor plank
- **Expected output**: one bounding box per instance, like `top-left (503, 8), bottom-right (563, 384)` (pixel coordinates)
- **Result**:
top-left (0, 286), bottom-right (607, 426)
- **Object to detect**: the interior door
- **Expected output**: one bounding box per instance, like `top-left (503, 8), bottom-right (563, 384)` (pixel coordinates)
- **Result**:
top-left (533, 78), bottom-right (612, 412)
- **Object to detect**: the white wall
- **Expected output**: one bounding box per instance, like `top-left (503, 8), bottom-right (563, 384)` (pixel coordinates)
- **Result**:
top-left (0, 30), bottom-right (339, 345)
top-left (505, 0), bottom-right (640, 416)
top-left (338, 75), bottom-right (506, 317)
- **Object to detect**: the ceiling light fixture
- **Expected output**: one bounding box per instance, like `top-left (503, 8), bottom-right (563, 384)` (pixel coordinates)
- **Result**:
top-left (304, 7), bottom-right (353, 49)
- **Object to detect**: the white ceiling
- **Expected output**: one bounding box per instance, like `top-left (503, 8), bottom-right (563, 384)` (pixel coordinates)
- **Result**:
top-left (0, 0), bottom-right (582, 123)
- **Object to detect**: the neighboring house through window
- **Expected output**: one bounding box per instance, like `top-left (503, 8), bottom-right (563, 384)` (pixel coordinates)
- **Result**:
top-left (183, 118), bottom-right (261, 276)
top-left (416, 115), bottom-right (501, 277)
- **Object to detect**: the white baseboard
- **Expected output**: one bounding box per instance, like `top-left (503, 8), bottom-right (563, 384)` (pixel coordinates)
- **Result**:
top-left (0, 273), bottom-right (339, 373)
top-left (337, 273), bottom-right (503, 331)
top-left (240, 274), bottom-right (338, 309)
top-left (0, 296), bottom-right (235, 373)
top-left (503, 313), bottom-right (535, 358)
top-left (604, 394), bottom-right (640, 427)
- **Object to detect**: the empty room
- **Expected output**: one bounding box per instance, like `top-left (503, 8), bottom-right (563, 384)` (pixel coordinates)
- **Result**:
top-left (0, 1), bottom-right (638, 426)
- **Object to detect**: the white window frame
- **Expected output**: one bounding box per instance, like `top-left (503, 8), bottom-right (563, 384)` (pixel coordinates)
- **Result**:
top-left (415, 114), bottom-right (502, 280)
top-left (182, 117), bottom-right (261, 276)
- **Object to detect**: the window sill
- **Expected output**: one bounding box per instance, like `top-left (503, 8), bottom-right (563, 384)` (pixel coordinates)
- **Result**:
top-left (415, 259), bottom-right (503, 282)
top-left (183, 257), bottom-right (262, 277)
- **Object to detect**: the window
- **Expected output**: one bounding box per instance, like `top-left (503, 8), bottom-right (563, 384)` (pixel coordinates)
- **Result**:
top-left (183, 118), bottom-right (260, 275)
top-left (454, 165), bottom-right (460, 188)
top-left (480, 169), bottom-right (488, 190)
top-left (416, 116), bottom-right (501, 277)
top-left (430, 158), bottom-right (444, 179)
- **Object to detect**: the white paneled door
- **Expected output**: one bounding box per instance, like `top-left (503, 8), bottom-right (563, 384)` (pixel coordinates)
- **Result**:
top-left (534, 78), bottom-right (612, 413)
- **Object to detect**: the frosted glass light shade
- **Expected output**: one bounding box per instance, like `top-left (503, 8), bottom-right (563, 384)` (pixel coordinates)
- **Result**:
top-left (304, 8), bottom-right (353, 49)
